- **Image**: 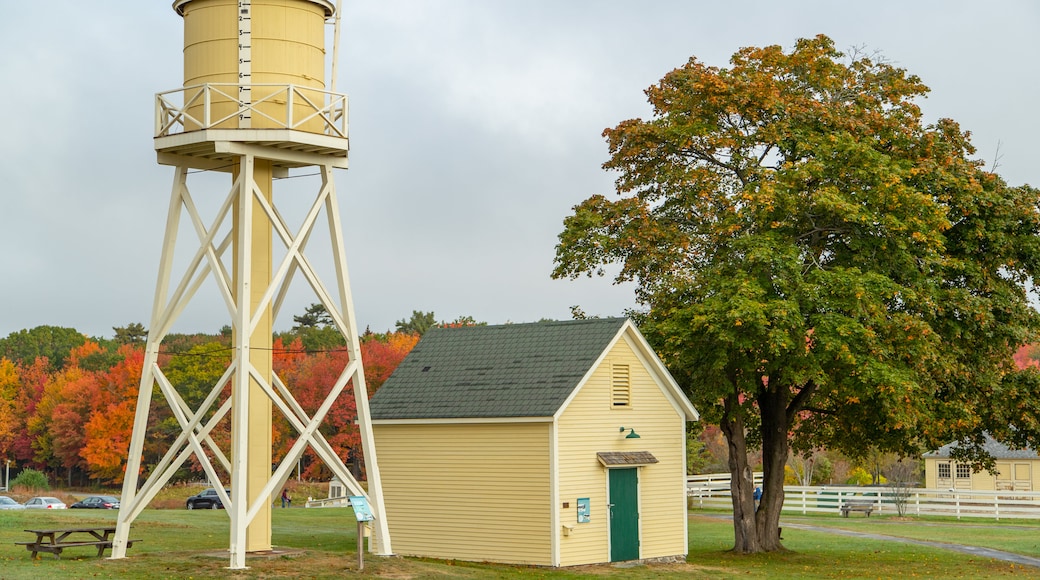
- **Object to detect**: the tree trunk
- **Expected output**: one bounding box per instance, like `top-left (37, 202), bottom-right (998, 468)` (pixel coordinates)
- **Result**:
top-left (720, 384), bottom-right (791, 553)
top-left (721, 392), bottom-right (761, 553)
top-left (756, 384), bottom-right (790, 552)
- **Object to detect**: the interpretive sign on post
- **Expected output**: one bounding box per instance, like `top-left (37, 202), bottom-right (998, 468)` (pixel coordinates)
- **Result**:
top-left (349, 496), bottom-right (374, 570)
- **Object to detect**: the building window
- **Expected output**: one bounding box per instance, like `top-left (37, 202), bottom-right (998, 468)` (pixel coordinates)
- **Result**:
top-left (956, 463), bottom-right (971, 479)
top-left (611, 364), bottom-right (631, 407)
top-left (938, 463), bottom-right (951, 479)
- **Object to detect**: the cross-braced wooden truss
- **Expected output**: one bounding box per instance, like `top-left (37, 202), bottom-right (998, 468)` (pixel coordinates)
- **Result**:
top-left (111, 155), bottom-right (391, 568)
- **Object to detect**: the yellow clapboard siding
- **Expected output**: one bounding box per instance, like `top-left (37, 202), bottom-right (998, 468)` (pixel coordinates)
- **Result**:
top-left (374, 422), bottom-right (554, 565)
top-left (556, 336), bottom-right (687, 565)
top-left (927, 457), bottom-right (1040, 491)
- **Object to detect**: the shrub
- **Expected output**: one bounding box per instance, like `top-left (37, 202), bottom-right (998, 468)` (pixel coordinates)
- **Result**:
top-left (12, 468), bottom-right (48, 490)
top-left (846, 466), bottom-right (887, 485)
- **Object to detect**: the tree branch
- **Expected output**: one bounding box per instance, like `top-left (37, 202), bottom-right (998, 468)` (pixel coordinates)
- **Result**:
top-left (787, 380), bottom-right (818, 422)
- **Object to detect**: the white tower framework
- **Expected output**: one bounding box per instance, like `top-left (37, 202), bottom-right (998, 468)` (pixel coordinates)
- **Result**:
top-left (111, 0), bottom-right (391, 569)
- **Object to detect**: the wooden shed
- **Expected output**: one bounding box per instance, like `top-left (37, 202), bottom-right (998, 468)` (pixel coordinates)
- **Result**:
top-left (368, 318), bottom-right (698, 566)
top-left (924, 435), bottom-right (1039, 492)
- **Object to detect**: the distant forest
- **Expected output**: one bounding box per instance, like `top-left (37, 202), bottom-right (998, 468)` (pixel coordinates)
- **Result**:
top-left (0, 314), bottom-right (423, 488)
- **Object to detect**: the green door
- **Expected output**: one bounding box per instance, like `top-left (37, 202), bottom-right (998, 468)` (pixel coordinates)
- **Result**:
top-left (609, 468), bottom-right (639, 561)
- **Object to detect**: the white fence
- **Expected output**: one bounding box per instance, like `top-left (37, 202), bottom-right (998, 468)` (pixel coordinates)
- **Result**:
top-left (687, 474), bottom-right (1040, 520)
top-left (305, 496), bottom-right (351, 508)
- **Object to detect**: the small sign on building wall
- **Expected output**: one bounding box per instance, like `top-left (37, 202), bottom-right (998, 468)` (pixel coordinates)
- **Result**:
top-left (577, 497), bottom-right (590, 523)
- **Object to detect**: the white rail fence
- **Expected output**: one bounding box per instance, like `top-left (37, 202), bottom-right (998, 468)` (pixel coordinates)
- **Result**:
top-left (687, 474), bottom-right (1040, 520)
top-left (305, 496), bottom-right (351, 509)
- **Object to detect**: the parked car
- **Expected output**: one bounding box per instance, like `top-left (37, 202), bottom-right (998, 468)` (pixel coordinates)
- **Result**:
top-left (186, 488), bottom-right (228, 510)
top-left (0, 496), bottom-right (26, 510)
top-left (70, 495), bottom-right (120, 509)
top-left (24, 496), bottom-right (67, 509)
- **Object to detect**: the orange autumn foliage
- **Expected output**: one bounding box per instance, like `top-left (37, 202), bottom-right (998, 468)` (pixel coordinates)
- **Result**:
top-left (5, 330), bottom-right (417, 485)
top-left (271, 332), bottom-right (418, 479)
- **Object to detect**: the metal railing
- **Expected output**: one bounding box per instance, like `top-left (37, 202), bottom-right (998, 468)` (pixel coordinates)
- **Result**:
top-left (155, 83), bottom-right (348, 138)
top-left (687, 474), bottom-right (1040, 520)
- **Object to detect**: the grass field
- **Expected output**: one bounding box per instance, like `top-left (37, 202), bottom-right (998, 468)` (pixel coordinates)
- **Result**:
top-left (0, 508), bottom-right (1037, 579)
top-left (777, 512), bottom-right (1040, 559)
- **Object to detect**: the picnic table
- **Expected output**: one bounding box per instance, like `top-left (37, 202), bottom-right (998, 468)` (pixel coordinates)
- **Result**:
top-left (16, 527), bottom-right (140, 559)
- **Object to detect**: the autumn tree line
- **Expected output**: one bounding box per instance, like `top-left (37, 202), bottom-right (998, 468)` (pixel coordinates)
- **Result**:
top-left (0, 308), bottom-right (464, 488)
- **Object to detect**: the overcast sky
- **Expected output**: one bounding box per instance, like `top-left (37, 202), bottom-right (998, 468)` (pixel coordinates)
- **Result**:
top-left (0, 1), bottom-right (1036, 339)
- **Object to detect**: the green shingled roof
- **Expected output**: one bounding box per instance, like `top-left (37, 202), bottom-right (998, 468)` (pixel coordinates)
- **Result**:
top-left (369, 318), bottom-right (628, 420)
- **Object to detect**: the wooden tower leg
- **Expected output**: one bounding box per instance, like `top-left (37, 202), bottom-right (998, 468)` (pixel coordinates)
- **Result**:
top-left (323, 166), bottom-right (393, 555)
top-left (112, 167), bottom-right (188, 559)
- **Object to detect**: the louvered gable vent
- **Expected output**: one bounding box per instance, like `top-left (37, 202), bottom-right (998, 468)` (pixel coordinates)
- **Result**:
top-left (612, 363), bottom-right (631, 406)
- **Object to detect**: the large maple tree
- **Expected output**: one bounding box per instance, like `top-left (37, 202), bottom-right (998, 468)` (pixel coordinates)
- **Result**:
top-left (553, 35), bottom-right (1040, 552)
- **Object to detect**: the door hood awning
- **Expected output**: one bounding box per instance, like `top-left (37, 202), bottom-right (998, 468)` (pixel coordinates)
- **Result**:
top-left (597, 451), bottom-right (659, 467)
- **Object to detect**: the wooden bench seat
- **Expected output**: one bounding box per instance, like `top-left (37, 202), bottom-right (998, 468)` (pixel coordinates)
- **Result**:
top-left (840, 501), bottom-right (874, 517)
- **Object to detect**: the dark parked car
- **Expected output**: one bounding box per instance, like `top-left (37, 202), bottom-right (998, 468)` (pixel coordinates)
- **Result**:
top-left (186, 488), bottom-right (228, 510)
top-left (70, 495), bottom-right (120, 509)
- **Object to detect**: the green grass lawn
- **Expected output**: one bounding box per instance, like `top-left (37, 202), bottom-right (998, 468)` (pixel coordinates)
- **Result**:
top-left (777, 512), bottom-right (1040, 559)
top-left (0, 509), bottom-right (1037, 579)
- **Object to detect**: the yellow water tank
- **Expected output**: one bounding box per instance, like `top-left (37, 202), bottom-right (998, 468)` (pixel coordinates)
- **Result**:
top-left (173, 0), bottom-right (335, 132)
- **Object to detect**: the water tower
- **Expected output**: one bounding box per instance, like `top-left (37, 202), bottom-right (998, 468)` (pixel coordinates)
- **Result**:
top-left (111, 0), bottom-right (392, 568)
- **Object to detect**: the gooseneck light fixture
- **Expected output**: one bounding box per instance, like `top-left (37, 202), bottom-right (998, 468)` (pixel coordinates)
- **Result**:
top-left (619, 426), bottom-right (641, 439)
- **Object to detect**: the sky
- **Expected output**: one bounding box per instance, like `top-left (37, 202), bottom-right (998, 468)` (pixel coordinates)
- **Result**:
top-left (0, 1), bottom-right (1037, 339)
